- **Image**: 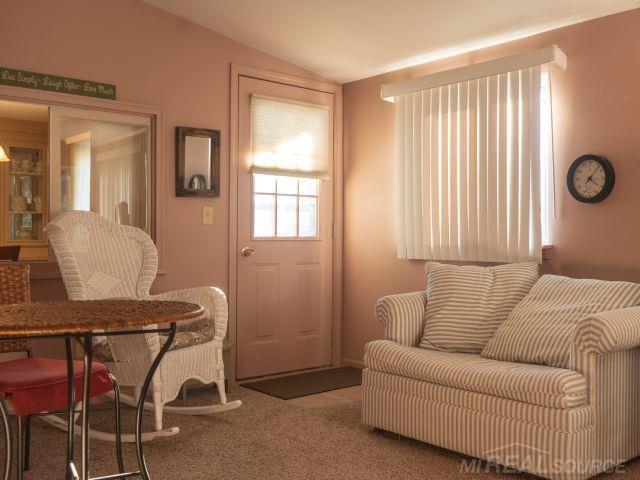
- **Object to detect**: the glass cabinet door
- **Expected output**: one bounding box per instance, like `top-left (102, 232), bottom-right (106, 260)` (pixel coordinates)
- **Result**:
top-left (6, 145), bottom-right (46, 242)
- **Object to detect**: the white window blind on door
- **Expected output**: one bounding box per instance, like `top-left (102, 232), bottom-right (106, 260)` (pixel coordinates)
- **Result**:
top-left (251, 94), bottom-right (330, 177)
top-left (396, 65), bottom-right (553, 263)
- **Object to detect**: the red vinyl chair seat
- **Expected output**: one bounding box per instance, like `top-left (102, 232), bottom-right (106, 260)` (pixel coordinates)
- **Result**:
top-left (0, 358), bottom-right (112, 416)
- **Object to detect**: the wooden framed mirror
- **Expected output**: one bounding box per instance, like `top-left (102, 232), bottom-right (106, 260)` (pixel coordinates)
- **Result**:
top-left (175, 126), bottom-right (220, 197)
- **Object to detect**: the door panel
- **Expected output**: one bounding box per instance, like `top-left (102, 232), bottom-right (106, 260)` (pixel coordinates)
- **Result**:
top-left (236, 76), bottom-right (334, 379)
top-left (296, 262), bottom-right (322, 334)
top-left (254, 264), bottom-right (279, 339)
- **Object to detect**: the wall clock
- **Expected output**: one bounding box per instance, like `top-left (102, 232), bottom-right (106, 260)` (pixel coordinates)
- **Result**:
top-left (567, 154), bottom-right (615, 203)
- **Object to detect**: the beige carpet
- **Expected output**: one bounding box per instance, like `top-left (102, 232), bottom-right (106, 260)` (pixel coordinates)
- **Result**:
top-left (7, 386), bottom-right (640, 479)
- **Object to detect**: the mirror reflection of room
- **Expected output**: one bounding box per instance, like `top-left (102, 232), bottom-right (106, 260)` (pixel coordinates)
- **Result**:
top-left (59, 118), bottom-right (150, 231)
top-left (0, 99), bottom-right (153, 263)
top-left (184, 135), bottom-right (211, 190)
top-left (0, 100), bottom-right (49, 261)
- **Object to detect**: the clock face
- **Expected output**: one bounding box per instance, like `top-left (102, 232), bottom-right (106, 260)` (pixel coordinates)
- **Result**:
top-left (567, 155), bottom-right (615, 203)
top-left (572, 158), bottom-right (606, 199)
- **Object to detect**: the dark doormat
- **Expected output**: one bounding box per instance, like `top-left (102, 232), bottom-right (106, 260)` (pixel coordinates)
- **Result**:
top-left (241, 367), bottom-right (362, 400)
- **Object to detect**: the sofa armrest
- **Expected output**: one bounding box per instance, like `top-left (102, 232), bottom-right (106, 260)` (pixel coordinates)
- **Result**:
top-left (376, 291), bottom-right (426, 347)
top-left (573, 306), bottom-right (640, 356)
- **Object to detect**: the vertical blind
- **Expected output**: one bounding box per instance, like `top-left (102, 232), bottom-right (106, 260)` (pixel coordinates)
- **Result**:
top-left (69, 142), bottom-right (91, 211)
top-left (251, 94), bottom-right (330, 177)
top-left (92, 122), bottom-right (148, 230)
top-left (396, 65), bottom-right (553, 263)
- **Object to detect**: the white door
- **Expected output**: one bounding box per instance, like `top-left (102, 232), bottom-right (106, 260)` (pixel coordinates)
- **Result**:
top-left (236, 76), bottom-right (334, 379)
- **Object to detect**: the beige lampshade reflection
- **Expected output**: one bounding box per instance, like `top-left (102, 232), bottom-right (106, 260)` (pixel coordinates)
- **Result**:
top-left (0, 145), bottom-right (9, 162)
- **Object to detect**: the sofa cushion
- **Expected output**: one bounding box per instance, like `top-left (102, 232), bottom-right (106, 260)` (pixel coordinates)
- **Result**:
top-left (364, 340), bottom-right (587, 409)
top-left (482, 275), bottom-right (640, 369)
top-left (363, 369), bottom-right (594, 432)
top-left (419, 262), bottom-right (538, 353)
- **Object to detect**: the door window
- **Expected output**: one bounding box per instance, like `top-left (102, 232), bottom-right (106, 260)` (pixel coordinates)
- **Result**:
top-left (252, 173), bottom-right (319, 238)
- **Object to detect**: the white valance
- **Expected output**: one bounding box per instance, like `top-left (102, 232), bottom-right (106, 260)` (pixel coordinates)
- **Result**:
top-left (251, 94), bottom-right (330, 178)
top-left (381, 46), bottom-right (566, 101)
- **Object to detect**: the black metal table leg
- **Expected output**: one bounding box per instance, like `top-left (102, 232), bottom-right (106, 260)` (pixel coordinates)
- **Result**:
top-left (135, 323), bottom-right (176, 480)
top-left (24, 349), bottom-right (32, 472)
top-left (81, 333), bottom-right (93, 480)
top-left (16, 417), bottom-right (23, 480)
top-left (65, 337), bottom-right (76, 480)
top-left (109, 374), bottom-right (125, 474)
top-left (0, 396), bottom-right (11, 480)
top-left (22, 416), bottom-right (30, 472)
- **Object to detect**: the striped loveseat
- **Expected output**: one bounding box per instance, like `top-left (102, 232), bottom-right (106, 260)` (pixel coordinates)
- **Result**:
top-left (363, 289), bottom-right (640, 479)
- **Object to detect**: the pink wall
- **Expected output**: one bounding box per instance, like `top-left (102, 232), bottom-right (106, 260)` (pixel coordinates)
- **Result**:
top-left (3, 1), bottom-right (640, 366)
top-left (342, 9), bottom-right (640, 363)
top-left (0, 0), bottom-right (329, 302)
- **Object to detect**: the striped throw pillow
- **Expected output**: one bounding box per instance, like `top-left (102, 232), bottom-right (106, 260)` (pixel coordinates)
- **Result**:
top-left (419, 262), bottom-right (538, 354)
top-left (482, 275), bottom-right (640, 369)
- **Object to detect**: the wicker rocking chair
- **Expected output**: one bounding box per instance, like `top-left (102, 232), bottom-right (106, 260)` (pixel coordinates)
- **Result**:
top-left (45, 211), bottom-right (241, 442)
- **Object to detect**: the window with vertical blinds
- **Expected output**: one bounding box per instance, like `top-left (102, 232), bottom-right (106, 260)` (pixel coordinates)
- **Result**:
top-left (250, 94), bottom-right (330, 178)
top-left (395, 65), bottom-right (554, 263)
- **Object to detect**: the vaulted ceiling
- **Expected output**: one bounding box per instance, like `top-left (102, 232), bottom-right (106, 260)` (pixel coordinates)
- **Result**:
top-left (142, 0), bottom-right (640, 83)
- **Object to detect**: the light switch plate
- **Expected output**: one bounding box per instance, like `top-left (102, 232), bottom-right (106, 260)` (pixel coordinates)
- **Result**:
top-left (202, 206), bottom-right (214, 225)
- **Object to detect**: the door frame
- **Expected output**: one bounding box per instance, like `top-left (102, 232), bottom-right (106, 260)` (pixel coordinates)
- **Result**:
top-left (229, 64), bottom-right (343, 382)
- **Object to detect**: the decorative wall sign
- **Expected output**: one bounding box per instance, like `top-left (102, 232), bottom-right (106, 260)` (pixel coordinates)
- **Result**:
top-left (0, 67), bottom-right (116, 100)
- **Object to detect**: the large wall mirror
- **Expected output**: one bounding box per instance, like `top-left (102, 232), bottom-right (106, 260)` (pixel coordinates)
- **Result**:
top-left (50, 106), bottom-right (152, 233)
top-left (175, 126), bottom-right (220, 197)
top-left (0, 100), bottom-right (154, 262)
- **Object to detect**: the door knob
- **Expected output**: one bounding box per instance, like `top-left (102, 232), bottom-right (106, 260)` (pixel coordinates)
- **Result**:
top-left (241, 246), bottom-right (255, 257)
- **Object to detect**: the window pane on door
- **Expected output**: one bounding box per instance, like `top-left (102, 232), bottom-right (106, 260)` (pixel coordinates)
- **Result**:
top-left (299, 197), bottom-right (318, 237)
top-left (253, 173), bottom-right (276, 193)
top-left (299, 178), bottom-right (318, 196)
top-left (254, 194), bottom-right (275, 237)
top-left (276, 195), bottom-right (297, 237)
top-left (276, 176), bottom-right (298, 194)
top-left (252, 173), bottom-right (319, 238)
